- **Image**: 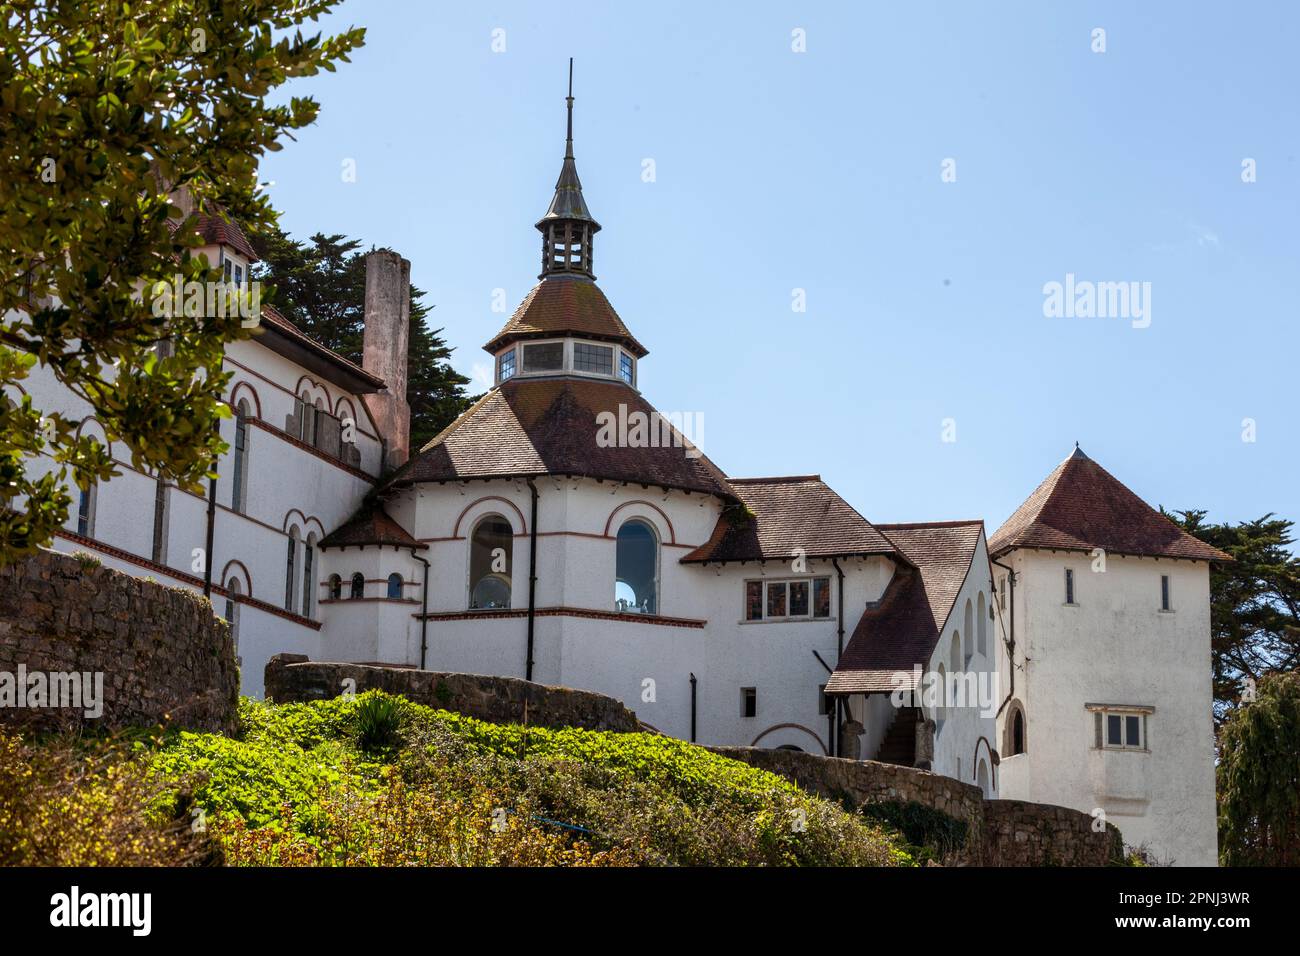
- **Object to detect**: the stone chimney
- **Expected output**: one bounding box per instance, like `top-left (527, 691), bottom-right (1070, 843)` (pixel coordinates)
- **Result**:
top-left (361, 249), bottom-right (412, 472)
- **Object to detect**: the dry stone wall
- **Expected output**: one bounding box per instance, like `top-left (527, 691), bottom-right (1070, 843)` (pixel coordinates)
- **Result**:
top-left (264, 655), bottom-right (641, 733)
top-left (0, 549), bottom-right (238, 733)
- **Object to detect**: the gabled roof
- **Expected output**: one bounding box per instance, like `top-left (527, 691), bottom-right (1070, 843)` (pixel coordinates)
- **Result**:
top-left (988, 447), bottom-right (1230, 562)
top-left (195, 211), bottom-right (259, 262)
top-left (319, 502), bottom-right (424, 550)
top-left (483, 277), bottom-right (648, 357)
top-left (255, 304), bottom-right (386, 395)
top-left (378, 376), bottom-right (733, 498)
top-left (825, 520), bottom-right (984, 695)
top-left (681, 476), bottom-right (905, 565)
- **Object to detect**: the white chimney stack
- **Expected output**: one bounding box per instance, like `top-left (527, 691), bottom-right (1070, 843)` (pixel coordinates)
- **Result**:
top-left (361, 249), bottom-right (411, 471)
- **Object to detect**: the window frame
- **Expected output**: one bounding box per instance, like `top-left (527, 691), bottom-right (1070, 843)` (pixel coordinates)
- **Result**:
top-left (497, 348), bottom-right (517, 383)
top-left (740, 687), bottom-right (757, 719)
top-left (1064, 567), bottom-right (1076, 605)
top-left (1088, 704), bottom-right (1152, 752)
top-left (744, 576), bottom-right (833, 622)
top-left (520, 339), bottom-right (565, 375)
top-left (614, 518), bottom-right (660, 615)
top-left (1160, 574), bottom-right (1172, 612)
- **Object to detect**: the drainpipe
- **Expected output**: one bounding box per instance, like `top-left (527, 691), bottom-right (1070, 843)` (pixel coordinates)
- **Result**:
top-left (689, 673), bottom-right (697, 742)
top-left (524, 478), bottom-right (539, 681)
top-left (831, 557), bottom-right (846, 757)
top-left (992, 556), bottom-right (1016, 715)
top-left (203, 358), bottom-right (224, 599)
top-left (414, 550), bottom-right (430, 669)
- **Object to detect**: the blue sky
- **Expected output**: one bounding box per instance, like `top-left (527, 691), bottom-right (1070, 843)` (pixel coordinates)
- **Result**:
top-left (261, 1), bottom-right (1299, 535)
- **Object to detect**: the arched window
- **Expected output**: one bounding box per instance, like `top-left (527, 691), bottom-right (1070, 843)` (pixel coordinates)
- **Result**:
top-left (284, 528), bottom-right (299, 613)
top-left (223, 578), bottom-right (242, 652)
top-left (977, 592), bottom-right (988, 657)
top-left (76, 483), bottom-right (97, 537)
top-left (935, 664), bottom-right (947, 730)
top-left (387, 573), bottom-right (403, 599)
top-left (949, 631), bottom-right (961, 673)
top-left (1006, 703), bottom-right (1027, 756)
top-left (151, 477), bottom-right (169, 564)
top-left (469, 515), bottom-right (513, 609)
top-left (328, 574), bottom-right (342, 600)
top-left (301, 533), bottom-right (316, 617)
top-left (615, 519), bottom-right (658, 614)
top-left (350, 572), bottom-right (364, 600)
top-left (976, 758), bottom-right (991, 798)
top-left (963, 600), bottom-right (974, 665)
top-left (232, 399), bottom-right (249, 513)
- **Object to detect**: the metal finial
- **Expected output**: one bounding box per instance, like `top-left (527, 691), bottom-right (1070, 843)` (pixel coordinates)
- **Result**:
top-left (565, 58), bottom-right (575, 160)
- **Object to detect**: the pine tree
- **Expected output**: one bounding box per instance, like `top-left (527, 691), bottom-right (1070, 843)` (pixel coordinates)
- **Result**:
top-left (1217, 671), bottom-right (1300, 865)
top-left (251, 229), bottom-right (477, 448)
top-left (1170, 510), bottom-right (1300, 725)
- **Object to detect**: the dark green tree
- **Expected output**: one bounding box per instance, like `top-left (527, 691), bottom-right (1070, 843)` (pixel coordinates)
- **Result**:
top-left (1170, 510), bottom-right (1300, 724)
top-left (251, 229), bottom-right (475, 449)
top-left (0, 0), bottom-right (363, 564)
top-left (1217, 671), bottom-right (1300, 865)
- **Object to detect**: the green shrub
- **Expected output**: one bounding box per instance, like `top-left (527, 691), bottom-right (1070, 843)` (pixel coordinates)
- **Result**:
top-left (859, 800), bottom-right (969, 862)
top-left (355, 694), bottom-right (403, 754)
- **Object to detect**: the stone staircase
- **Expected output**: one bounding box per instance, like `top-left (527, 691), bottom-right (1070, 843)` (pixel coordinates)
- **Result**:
top-left (874, 706), bottom-right (919, 766)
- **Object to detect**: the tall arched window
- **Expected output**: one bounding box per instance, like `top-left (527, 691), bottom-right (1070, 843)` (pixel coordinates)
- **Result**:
top-left (151, 477), bottom-right (169, 564)
top-left (949, 631), bottom-right (961, 673)
top-left (963, 600), bottom-right (974, 665)
top-left (232, 400), bottom-right (249, 513)
top-left (387, 573), bottom-right (403, 599)
top-left (1006, 703), bottom-right (1027, 756)
top-left (223, 578), bottom-right (242, 652)
top-left (615, 519), bottom-right (658, 614)
top-left (328, 574), bottom-right (342, 600)
top-left (350, 572), bottom-right (364, 599)
top-left (935, 664), bottom-right (948, 730)
top-left (469, 515), bottom-right (513, 609)
top-left (76, 483), bottom-right (97, 537)
top-left (977, 592), bottom-right (988, 657)
top-left (284, 527), bottom-right (299, 613)
top-left (301, 533), bottom-right (316, 617)
top-left (976, 758), bottom-right (991, 797)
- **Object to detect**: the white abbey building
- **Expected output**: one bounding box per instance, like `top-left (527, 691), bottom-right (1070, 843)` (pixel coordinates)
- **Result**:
top-left (13, 89), bottom-right (1226, 866)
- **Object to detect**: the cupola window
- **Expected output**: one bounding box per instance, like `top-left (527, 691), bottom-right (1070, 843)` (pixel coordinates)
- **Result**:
top-left (573, 342), bottom-right (612, 375)
top-left (618, 352), bottom-right (635, 385)
top-left (497, 348), bottom-right (517, 382)
top-left (522, 342), bottom-right (564, 373)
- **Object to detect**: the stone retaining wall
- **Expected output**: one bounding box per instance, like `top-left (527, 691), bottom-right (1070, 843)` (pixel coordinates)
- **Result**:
top-left (0, 548), bottom-right (238, 733)
top-left (264, 655), bottom-right (641, 733)
top-left (711, 745), bottom-right (1124, 866)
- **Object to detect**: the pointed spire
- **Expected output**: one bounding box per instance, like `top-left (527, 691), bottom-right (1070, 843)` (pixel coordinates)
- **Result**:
top-left (537, 59), bottom-right (600, 278)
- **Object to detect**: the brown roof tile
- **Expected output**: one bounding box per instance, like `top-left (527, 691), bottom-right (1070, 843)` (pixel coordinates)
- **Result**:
top-left (988, 447), bottom-right (1230, 562)
top-left (826, 521), bottom-right (983, 694)
top-left (681, 476), bottom-right (903, 564)
top-left (194, 211), bottom-right (259, 262)
top-left (483, 277), bottom-right (648, 357)
top-left (379, 377), bottom-right (733, 497)
top-left (320, 502), bottom-right (423, 550)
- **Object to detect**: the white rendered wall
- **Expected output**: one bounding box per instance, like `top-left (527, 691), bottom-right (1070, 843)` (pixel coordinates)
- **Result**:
top-left (994, 549), bottom-right (1217, 866)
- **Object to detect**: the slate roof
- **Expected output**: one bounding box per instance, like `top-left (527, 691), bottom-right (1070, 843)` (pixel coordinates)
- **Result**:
top-left (825, 521), bottom-right (984, 695)
top-left (483, 277), bottom-right (648, 357)
top-left (988, 447), bottom-right (1230, 562)
top-left (681, 476), bottom-right (905, 564)
top-left (319, 502), bottom-right (424, 550)
top-left (379, 376), bottom-right (734, 497)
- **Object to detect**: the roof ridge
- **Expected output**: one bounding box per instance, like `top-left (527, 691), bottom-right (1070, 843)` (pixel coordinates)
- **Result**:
top-left (727, 474), bottom-right (822, 484)
top-left (877, 519), bottom-right (985, 530)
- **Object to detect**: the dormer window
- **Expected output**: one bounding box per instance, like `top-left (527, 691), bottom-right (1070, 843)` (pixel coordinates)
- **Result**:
top-left (497, 348), bottom-right (517, 383)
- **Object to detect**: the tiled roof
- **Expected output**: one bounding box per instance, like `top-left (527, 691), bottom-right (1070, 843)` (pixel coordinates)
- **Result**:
top-left (194, 211), bottom-right (259, 262)
top-left (825, 521), bottom-right (984, 695)
top-left (483, 277), bottom-right (648, 357)
top-left (319, 502), bottom-right (423, 550)
top-left (988, 447), bottom-right (1230, 562)
top-left (379, 376), bottom-right (734, 497)
top-left (255, 304), bottom-right (386, 392)
top-left (681, 476), bottom-right (904, 564)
